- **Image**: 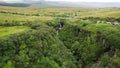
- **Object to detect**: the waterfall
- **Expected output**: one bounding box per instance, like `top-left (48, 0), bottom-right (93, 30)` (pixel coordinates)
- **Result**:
top-left (60, 23), bottom-right (62, 28)
top-left (57, 23), bottom-right (63, 35)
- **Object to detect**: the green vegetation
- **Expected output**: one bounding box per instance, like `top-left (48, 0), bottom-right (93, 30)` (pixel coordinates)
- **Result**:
top-left (0, 6), bottom-right (120, 68)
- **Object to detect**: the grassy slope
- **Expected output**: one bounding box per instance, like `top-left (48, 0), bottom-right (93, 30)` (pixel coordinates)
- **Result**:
top-left (0, 26), bottom-right (29, 38)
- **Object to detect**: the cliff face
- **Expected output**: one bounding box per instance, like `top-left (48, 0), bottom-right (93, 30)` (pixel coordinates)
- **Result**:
top-left (57, 19), bottom-right (120, 68)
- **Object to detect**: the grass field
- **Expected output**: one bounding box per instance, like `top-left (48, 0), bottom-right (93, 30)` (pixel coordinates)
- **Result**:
top-left (0, 6), bottom-right (119, 38)
top-left (0, 6), bottom-right (119, 20)
top-left (76, 8), bottom-right (120, 18)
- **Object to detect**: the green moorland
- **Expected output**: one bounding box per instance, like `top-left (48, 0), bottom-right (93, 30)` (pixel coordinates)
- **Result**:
top-left (0, 6), bottom-right (120, 68)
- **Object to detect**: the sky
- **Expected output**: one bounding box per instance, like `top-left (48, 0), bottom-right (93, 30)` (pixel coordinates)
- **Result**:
top-left (2, 0), bottom-right (120, 3)
top-left (46, 0), bottom-right (120, 2)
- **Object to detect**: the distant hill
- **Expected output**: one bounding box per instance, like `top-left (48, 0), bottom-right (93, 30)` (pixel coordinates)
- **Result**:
top-left (0, 2), bottom-right (31, 7)
top-left (35, 2), bottom-right (120, 8)
top-left (1, 0), bottom-right (120, 8)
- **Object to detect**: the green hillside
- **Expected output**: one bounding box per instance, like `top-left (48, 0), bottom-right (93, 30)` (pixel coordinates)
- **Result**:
top-left (0, 6), bottom-right (120, 68)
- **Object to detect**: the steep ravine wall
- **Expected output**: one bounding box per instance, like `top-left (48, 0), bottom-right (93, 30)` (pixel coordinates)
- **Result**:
top-left (58, 22), bottom-right (120, 68)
